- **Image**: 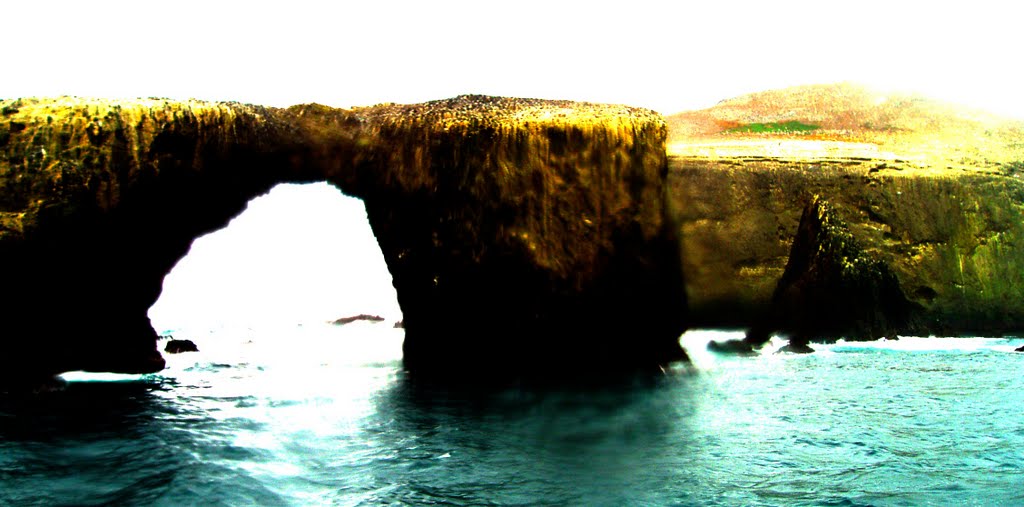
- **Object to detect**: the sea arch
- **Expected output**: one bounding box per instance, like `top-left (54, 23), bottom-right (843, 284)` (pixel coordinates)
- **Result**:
top-left (0, 95), bottom-right (687, 384)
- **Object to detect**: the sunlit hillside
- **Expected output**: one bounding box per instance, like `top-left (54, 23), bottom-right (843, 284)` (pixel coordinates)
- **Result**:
top-left (667, 82), bottom-right (1024, 174)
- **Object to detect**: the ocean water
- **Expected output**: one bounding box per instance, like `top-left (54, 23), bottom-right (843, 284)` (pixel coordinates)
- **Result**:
top-left (2, 327), bottom-right (1023, 506)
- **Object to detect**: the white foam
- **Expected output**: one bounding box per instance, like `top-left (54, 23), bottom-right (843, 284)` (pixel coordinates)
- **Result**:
top-left (822, 336), bottom-right (1013, 353)
top-left (679, 329), bottom-right (796, 371)
top-left (58, 371), bottom-right (147, 382)
top-left (678, 330), bottom-right (1021, 372)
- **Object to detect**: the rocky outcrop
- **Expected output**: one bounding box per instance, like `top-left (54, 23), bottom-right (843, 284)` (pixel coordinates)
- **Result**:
top-left (330, 314), bottom-right (385, 325)
top-left (0, 95), bottom-right (686, 384)
top-left (164, 339), bottom-right (199, 354)
top-left (746, 196), bottom-right (916, 349)
top-left (707, 194), bottom-right (917, 353)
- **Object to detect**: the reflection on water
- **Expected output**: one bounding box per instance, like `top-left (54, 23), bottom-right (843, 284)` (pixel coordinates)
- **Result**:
top-left (0, 381), bottom-right (224, 506)
top-left (3, 328), bottom-right (1024, 506)
top-left (369, 372), bottom-right (699, 506)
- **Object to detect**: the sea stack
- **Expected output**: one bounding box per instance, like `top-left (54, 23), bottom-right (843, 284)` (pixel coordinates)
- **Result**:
top-left (746, 195), bottom-right (917, 348)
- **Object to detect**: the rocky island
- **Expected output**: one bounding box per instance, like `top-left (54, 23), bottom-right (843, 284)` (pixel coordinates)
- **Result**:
top-left (0, 95), bottom-right (685, 385)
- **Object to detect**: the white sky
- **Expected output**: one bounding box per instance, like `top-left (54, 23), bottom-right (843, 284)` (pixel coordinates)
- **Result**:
top-left (3, 0), bottom-right (1022, 117)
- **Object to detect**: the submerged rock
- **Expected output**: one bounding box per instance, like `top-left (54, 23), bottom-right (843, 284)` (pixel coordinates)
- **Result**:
top-left (707, 338), bottom-right (757, 355)
top-left (164, 339), bottom-right (199, 354)
top-left (778, 341), bottom-right (816, 354)
top-left (330, 314), bottom-right (385, 325)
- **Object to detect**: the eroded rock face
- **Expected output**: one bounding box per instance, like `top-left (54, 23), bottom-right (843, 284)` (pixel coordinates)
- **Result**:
top-left (0, 96), bottom-right (686, 383)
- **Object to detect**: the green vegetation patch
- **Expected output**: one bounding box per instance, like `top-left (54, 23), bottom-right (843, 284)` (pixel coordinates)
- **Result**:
top-left (1001, 160), bottom-right (1024, 176)
top-left (726, 120), bottom-right (821, 134)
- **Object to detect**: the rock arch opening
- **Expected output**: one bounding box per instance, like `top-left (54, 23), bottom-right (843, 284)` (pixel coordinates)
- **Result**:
top-left (149, 182), bottom-right (402, 348)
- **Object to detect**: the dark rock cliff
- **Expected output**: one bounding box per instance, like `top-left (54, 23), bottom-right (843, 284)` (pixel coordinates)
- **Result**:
top-left (0, 96), bottom-right (686, 384)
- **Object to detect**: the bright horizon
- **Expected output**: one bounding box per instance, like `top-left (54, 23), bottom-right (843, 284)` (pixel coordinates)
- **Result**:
top-left (3, 1), bottom-right (1023, 118)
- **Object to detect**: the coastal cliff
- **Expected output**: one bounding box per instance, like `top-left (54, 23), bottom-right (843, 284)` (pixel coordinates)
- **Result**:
top-left (0, 95), bottom-right (685, 383)
top-left (670, 83), bottom-right (1024, 339)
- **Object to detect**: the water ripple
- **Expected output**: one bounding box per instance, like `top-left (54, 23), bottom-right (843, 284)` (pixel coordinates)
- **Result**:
top-left (2, 331), bottom-right (1023, 505)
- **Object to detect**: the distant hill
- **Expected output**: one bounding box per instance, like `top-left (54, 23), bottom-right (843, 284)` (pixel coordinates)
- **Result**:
top-left (666, 82), bottom-right (1024, 172)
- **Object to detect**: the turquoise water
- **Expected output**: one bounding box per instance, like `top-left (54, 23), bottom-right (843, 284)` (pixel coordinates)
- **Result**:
top-left (2, 327), bottom-right (1023, 506)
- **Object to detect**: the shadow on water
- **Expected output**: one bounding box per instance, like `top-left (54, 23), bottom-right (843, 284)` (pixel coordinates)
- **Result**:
top-left (1, 365), bottom-right (709, 506)
top-left (360, 370), bottom-right (704, 506)
top-left (0, 381), bottom-right (164, 438)
top-left (0, 381), bottom-right (289, 507)
top-left (1, 381), bottom-right (182, 506)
